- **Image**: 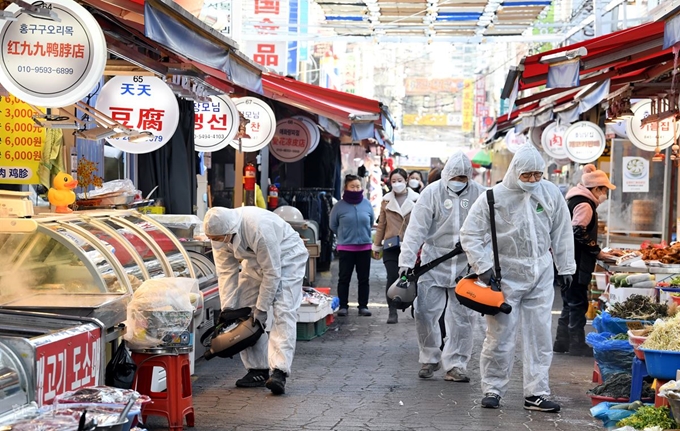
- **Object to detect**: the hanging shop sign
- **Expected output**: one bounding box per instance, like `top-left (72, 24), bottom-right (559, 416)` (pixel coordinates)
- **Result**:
top-left (230, 97), bottom-right (276, 152)
top-left (270, 118), bottom-right (311, 163)
top-left (564, 121), bottom-right (606, 163)
top-left (505, 129), bottom-right (527, 153)
top-left (541, 122), bottom-right (569, 160)
top-left (292, 115), bottom-right (320, 155)
top-left (626, 100), bottom-right (675, 152)
top-left (0, 0), bottom-right (106, 107)
top-left (622, 156), bottom-right (649, 193)
top-left (0, 95), bottom-right (44, 184)
top-left (194, 95), bottom-right (239, 152)
top-left (95, 76), bottom-right (179, 154)
top-left (529, 125), bottom-right (546, 150)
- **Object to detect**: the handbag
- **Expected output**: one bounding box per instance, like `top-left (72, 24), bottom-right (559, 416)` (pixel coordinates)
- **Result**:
top-left (454, 189), bottom-right (512, 315)
top-left (383, 235), bottom-right (400, 251)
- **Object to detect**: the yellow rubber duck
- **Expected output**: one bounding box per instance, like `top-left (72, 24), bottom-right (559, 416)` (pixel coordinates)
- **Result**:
top-left (48, 173), bottom-right (78, 213)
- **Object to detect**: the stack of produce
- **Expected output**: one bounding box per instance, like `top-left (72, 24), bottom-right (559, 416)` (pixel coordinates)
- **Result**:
top-left (588, 373), bottom-right (654, 399)
top-left (641, 314), bottom-right (680, 351)
top-left (610, 274), bottom-right (656, 289)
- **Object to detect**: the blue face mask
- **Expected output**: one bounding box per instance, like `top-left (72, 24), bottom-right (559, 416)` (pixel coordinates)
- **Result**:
top-left (518, 181), bottom-right (539, 193)
top-left (448, 180), bottom-right (467, 192)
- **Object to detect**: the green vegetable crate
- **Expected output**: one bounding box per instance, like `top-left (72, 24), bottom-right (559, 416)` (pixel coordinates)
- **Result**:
top-left (297, 318), bottom-right (328, 341)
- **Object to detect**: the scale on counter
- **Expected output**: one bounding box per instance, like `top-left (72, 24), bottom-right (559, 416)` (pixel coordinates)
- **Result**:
top-left (0, 191), bottom-right (33, 218)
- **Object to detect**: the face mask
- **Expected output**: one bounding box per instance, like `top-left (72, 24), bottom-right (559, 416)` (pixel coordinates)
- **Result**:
top-left (408, 179), bottom-right (420, 189)
top-left (598, 193), bottom-right (607, 204)
top-left (448, 180), bottom-right (467, 193)
top-left (392, 182), bottom-right (406, 193)
top-left (518, 181), bottom-right (539, 193)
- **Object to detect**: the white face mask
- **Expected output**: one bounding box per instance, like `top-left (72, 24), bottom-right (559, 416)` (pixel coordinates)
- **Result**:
top-left (392, 182), bottom-right (406, 193)
top-left (518, 181), bottom-right (540, 193)
top-left (448, 180), bottom-right (467, 192)
top-left (598, 193), bottom-right (607, 204)
top-left (408, 179), bottom-right (420, 189)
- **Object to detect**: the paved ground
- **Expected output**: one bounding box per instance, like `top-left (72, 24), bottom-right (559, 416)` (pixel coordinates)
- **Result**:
top-left (145, 259), bottom-right (601, 431)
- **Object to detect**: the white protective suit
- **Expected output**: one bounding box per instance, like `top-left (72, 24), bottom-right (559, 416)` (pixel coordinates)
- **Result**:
top-left (399, 152), bottom-right (486, 371)
top-left (460, 145), bottom-right (576, 398)
top-left (204, 207), bottom-right (308, 375)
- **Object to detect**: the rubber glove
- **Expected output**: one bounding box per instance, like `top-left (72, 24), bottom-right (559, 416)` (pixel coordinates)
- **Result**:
top-left (478, 268), bottom-right (495, 285)
top-left (559, 275), bottom-right (573, 293)
top-left (253, 308), bottom-right (267, 327)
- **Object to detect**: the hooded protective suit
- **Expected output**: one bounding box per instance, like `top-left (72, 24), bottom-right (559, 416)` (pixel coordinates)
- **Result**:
top-left (460, 145), bottom-right (575, 398)
top-left (399, 152), bottom-right (486, 372)
top-left (204, 207), bottom-right (308, 375)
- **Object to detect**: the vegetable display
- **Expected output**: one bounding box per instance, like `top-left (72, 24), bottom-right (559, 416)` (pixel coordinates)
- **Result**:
top-left (609, 295), bottom-right (669, 321)
top-left (641, 314), bottom-right (680, 351)
top-left (587, 373), bottom-right (654, 399)
top-left (616, 406), bottom-right (676, 430)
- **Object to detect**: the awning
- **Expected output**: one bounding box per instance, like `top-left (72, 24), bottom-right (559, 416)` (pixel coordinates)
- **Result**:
top-left (261, 73), bottom-right (386, 141)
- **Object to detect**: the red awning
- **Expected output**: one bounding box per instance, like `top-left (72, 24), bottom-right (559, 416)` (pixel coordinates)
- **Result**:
top-left (261, 73), bottom-right (381, 127)
top-left (189, 61), bottom-right (235, 94)
top-left (519, 21), bottom-right (665, 90)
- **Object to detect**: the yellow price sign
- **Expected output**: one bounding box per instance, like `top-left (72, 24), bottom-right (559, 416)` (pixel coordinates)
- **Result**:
top-left (0, 95), bottom-right (44, 184)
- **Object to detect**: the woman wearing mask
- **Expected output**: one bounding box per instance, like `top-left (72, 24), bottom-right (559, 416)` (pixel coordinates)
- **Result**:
top-left (373, 168), bottom-right (419, 324)
top-left (554, 164), bottom-right (615, 356)
top-left (330, 175), bottom-right (375, 317)
top-left (408, 171), bottom-right (425, 193)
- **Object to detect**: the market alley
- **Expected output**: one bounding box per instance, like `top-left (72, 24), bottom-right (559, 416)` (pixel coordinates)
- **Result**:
top-left (147, 258), bottom-right (600, 431)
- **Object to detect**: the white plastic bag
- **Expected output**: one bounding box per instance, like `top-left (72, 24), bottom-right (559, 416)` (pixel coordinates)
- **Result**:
top-left (124, 278), bottom-right (200, 349)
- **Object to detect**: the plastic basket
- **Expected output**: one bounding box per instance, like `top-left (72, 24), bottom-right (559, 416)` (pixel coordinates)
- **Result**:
top-left (590, 395), bottom-right (629, 406)
top-left (639, 348), bottom-right (680, 380)
top-left (627, 330), bottom-right (648, 361)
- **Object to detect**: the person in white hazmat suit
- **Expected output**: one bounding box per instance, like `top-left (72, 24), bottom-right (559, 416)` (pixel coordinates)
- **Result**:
top-left (460, 145), bottom-right (575, 412)
top-left (204, 206), bottom-right (308, 395)
top-left (398, 151), bottom-right (486, 382)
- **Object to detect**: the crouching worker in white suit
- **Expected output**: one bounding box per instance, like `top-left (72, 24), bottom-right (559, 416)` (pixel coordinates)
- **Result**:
top-left (204, 206), bottom-right (308, 395)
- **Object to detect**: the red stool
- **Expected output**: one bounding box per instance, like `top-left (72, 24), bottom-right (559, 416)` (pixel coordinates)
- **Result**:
top-left (132, 349), bottom-right (195, 430)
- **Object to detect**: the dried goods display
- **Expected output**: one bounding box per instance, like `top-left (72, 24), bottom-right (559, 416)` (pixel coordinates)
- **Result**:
top-left (609, 295), bottom-right (669, 321)
top-left (638, 242), bottom-right (680, 264)
top-left (587, 373), bottom-right (654, 399)
top-left (641, 314), bottom-right (680, 351)
top-left (55, 386), bottom-right (149, 407)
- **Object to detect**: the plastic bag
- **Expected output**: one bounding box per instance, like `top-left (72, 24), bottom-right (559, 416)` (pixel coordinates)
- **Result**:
top-left (590, 402), bottom-right (637, 429)
top-left (78, 179), bottom-right (137, 199)
top-left (105, 341), bottom-right (136, 389)
top-left (586, 332), bottom-right (635, 381)
top-left (593, 311), bottom-right (654, 335)
top-left (124, 278), bottom-right (200, 349)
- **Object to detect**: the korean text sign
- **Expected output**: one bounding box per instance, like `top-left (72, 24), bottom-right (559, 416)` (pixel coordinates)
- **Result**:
top-left (270, 118), bottom-right (310, 163)
top-left (0, 0), bottom-right (106, 107)
top-left (243, 0), bottom-right (288, 74)
top-left (230, 97), bottom-right (276, 152)
top-left (35, 323), bottom-right (102, 406)
top-left (95, 76), bottom-right (179, 154)
top-left (0, 95), bottom-right (44, 184)
top-left (194, 95), bottom-right (239, 152)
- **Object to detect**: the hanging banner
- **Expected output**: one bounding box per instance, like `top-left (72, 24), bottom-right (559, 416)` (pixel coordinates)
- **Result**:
top-left (622, 156), bottom-right (649, 193)
top-left (0, 95), bottom-right (44, 183)
top-left (230, 97), bottom-right (276, 152)
top-left (626, 100), bottom-right (675, 152)
top-left (0, 0), bottom-right (106, 107)
top-left (270, 118), bottom-right (310, 163)
top-left (541, 122), bottom-right (569, 160)
top-left (95, 76), bottom-right (179, 154)
top-left (194, 95), bottom-right (239, 152)
top-left (292, 115), bottom-right (320, 155)
top-left (461, 79), bottom-right (474, 133)
top-left (564, 121), bottom-right (606, 163)
top-left (505, 129), bottom-right (527, 153)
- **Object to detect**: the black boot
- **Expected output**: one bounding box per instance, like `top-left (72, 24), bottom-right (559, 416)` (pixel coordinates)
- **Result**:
top-left (553, 324), bottom-right (570, 353)
top-left (265, 369), bottom-right (287, 395)
top-left (568, 333), bottom-right (593, 357)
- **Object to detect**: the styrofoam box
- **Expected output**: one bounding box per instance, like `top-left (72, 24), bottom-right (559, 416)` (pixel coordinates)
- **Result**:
top-left (593, 272), bottom-right (608, 292)
top-left (608, 284), bottom-right (657, 305)
top-left (297, 301), bottom-right (332, 323)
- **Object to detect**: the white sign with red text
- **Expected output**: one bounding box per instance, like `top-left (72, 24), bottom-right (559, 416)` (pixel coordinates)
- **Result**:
top-left (626, 100), bottom-right (675, 152)
top-left (270, 118), bottom-right (310, 163)
top-left (230, 96), bottom-right (276, 152)
top-left (505, 129), bottom-right (527, 153)
top-left (96, 76), bottom-right (179, 154)
top-left (0, 0), bottom-right (106, 107)
top-left (564, 121), bottom-right (606, 164)
top-left (242, 0), bottom-right (288, 74)
top-left (541, 122), bottom-right (569, 160)
top-left (292, 115), bottom-right (320, 155)
top-left (194, 95), bottom-right (239, 152)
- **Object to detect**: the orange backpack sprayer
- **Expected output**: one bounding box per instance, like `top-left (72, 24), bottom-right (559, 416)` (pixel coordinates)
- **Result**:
top-left (454, 189), bottom-right (512, 316)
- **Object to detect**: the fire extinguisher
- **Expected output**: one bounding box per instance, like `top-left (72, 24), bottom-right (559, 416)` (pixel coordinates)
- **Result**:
top-left (268, 183), bottom-right (279, 209)
top-left (244, 163), bottom-right (256, 192)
